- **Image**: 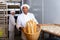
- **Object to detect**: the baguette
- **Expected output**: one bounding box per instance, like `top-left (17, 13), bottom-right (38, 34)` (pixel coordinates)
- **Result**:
top-left (24, 19), bottom-right (37, 34)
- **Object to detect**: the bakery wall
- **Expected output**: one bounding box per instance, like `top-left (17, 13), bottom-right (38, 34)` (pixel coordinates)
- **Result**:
top-left (43, 0), bottom-right (60, 24)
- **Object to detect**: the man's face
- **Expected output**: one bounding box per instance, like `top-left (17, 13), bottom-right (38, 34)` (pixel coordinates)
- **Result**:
top-left (22, 6), bottom-right (29, 14)
top-left (11, 12), bottom-right (15, 15)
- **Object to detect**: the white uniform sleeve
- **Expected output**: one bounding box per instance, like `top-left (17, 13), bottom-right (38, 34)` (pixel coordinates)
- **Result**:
top-left (16, 16), bottom-right (22, 30)
top-left (32, 14), bottom-right (38, 24)
top-left (9, 15), bottom-right (15, 26)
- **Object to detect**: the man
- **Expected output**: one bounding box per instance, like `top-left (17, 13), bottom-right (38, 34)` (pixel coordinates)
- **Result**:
top-left (17, 4), bottom-right (40, 40)
top-left (9, 10), bottom-right (16, 40)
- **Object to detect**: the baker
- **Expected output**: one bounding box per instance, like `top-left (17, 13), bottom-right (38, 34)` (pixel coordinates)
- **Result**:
top-left (16, 4), bottom-right (40, 40)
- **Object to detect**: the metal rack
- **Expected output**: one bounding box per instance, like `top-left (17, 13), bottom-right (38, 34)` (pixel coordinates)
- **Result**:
top-left (0, 2), bottom-right (8, 40)
top-left (6, 1), bottom-right (22, 17)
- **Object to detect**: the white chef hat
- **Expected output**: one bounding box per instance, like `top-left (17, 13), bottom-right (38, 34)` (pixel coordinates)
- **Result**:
top-left (10, 10), bottom-right (15, 13)
top-left (21, 4), bottom-right (30, 10)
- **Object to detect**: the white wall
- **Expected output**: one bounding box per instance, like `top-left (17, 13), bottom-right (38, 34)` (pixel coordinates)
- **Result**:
top-left (44, 0), bottom-right (60, 24)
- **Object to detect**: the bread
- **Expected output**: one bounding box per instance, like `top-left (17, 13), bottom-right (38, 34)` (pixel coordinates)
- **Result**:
top-left (23, 19), bottom-right (37, 34)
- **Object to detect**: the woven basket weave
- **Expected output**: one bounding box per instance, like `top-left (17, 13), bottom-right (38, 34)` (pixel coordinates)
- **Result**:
top-left (22, 27), bottom-right (41, 40)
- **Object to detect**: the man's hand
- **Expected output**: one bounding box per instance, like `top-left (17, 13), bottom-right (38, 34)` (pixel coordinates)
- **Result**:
top-left (37, 24), bottom-right (41, 31)
top-left (37, 24), bottom-right (40, 27)
top-left (19, 27), bottom-right (24, 31)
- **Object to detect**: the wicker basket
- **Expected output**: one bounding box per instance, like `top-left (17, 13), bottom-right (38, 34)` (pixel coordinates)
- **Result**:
top-left (23, 27), bottom-right (41, 40)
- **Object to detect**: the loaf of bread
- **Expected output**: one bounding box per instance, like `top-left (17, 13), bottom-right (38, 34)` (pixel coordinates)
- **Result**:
top-left (24, 19), bottom-right (37, 34)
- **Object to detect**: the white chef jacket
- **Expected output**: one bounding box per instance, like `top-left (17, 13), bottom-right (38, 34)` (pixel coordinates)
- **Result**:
top-left (9, 15), bottom-right (15, 31)
top-left (17, 12), bottom-right (38, 29)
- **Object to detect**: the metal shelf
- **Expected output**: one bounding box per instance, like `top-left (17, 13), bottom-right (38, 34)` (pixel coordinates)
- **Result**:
top-left (0, 2), bottom-right (8, 40)
top-left (6, 2), bottom-right (20, 5)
